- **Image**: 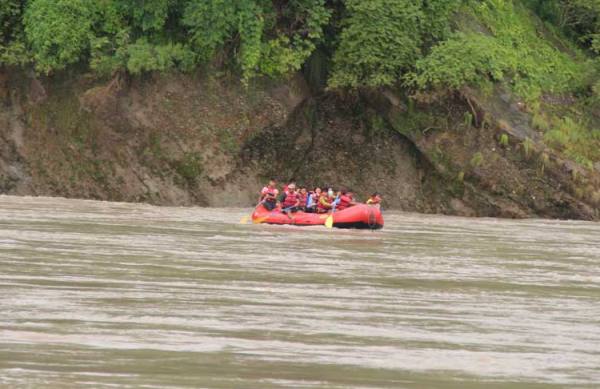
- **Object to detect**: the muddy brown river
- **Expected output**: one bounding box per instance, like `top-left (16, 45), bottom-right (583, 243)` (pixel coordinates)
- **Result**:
top-left (0, 195), bottom-right (599, 388)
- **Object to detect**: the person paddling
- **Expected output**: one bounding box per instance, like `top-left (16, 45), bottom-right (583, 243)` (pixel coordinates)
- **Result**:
top-left (297, 186), bottom-right (308, 212)
top-left (259, 179), bottom-right (279, 211)
top-left (366, 192), bottom-right (382, 208)
top-left (336, 189), bottom-right (356, 211)
top-left (317, 187), bottom-right (335, 213)
top-left (306, 187), bottom-right (321, 213)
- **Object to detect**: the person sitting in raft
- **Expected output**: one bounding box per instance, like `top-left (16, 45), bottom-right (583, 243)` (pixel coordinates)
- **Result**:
top-left (336, 189), bottom-right (357, 211)
top-left (259, 179), bottom-right (279, 211)
top-left (317, 187), bottom-right (335, 213)
top-left (297, 186), bottom-right (308, 211)
top-left (366, 192), bottom-right (382, 208)
top-left (278, 183), bottom-right (301, 213)
top-left (305, 187), bottom-right (321, 213)
top-left (282, 180), bottom-right (295, 196)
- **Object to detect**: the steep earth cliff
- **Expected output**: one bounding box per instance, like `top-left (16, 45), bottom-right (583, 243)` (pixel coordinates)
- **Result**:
top-left (0, 68), bottom-right (598, 219)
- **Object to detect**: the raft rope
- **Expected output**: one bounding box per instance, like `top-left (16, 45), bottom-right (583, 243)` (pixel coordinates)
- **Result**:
top-left (367, 208), bottom-right (377, 229)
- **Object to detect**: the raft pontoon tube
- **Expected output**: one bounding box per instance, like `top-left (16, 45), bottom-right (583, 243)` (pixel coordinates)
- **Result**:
top-left (251, 204), bottom-right (383, 230)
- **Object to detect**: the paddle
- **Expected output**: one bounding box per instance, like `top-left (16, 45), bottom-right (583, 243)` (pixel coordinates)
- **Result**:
top-left (241, 209), bottom-right (259, 224)
top-left (325, 195), bottom-right (340, 229)
top-left (252, 215), bottom-right (269, 224)
top-left (324, 213), bottom-right (334, 228)
top-left (281, 206), bottom-right (296, 220)
top-left (240, 203), bottom-right (263, 224)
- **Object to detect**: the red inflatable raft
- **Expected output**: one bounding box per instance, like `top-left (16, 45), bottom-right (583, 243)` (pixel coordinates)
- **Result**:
top-left (251, 204), bottom-right (384, 230)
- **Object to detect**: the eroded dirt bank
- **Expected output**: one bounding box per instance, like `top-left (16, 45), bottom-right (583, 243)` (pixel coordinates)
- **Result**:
top-left (0, 70), bottom-right (598, 219)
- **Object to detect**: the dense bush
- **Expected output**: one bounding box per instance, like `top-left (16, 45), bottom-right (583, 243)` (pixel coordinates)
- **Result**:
top-left (0, 1), bottom-right (26, 65)
top-left (0, 0), bottom-right (596, 104)
top-left (328, 0), bottom-right (461, 88)
top-left (24, 0), bottom-right (96, 74)
top-left (1, 0), bottom-right (599, 168)
top-left (525, 0), bottom-right (600, 51)
top-left (0, 0), bottom-right (594, 92)
top-left (408, 1), bottom-right (586, 101)
top-left (407, 33), bottom-right (513, 90)
top-left (182, 0), bottom-right (330, 81)
top-left (0, 0), bottom-right (21, 44)
top-left (328, 0), bottom-right (423, 88)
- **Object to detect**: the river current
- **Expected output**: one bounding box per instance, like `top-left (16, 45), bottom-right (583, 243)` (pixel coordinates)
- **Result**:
top-left (0, 195), bottom-right (599, 388)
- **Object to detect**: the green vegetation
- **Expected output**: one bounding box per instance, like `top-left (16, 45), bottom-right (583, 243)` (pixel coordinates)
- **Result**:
top-left (407, 1), bottom-right (587, 102)
top-left (328, 0), bottom-right (420, 88)
top-left (4, 0), bottom-right (331, 79)
top-left (328, 0), bottom-right (462, 88)
top-left (24, 0), bottom-right (95, 73)
top-left (1, 0), bottom-right (600, 168)
top-left (538, 152), bottom-right (551, 175)
top-left (544, 116), bottom-right (600, 168)
top-left (525, 0), bottom-right (600, 51)
top-left (470, 152), bottom-right (484, 168)
top-left (0, 0), bottom-right (26, 65)
top-left (522, 137), bottom-right (535, 159)
top-left (1, 0), bottom-right (597, 93)
top-left (173, 152), bottom-right (203, 186)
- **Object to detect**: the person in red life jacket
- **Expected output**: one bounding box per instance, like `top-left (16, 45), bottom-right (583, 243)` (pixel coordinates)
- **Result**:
top-left (282, 180), bottom-right (296, 196)
top-left (259, 179), bottom-right (279, 211)
top-left (278, 183), bottom-right (301, 213)
top-left (317, 187), bottom-right (335, 213)
top-left (366, 192), bottom-right (382, 208)
top-left (336, 189), bottom-right (356, 211)
top-left (297, 186), bottom-right (308, 211)
top-left (305, 187), bottom-right (321, 213)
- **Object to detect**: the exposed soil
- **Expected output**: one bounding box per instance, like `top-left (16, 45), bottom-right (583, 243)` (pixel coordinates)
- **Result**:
top-left (0, 69), bottom-right (598, 219)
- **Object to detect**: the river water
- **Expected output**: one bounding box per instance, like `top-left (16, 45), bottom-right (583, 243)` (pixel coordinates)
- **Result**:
top-left (0, 195), bottom-right (599, 388)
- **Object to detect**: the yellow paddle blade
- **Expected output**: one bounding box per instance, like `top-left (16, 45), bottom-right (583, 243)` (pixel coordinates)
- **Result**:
top-left (253, 216), bottom-right (268, 224)
top-left (325, 214), bottom-right (334, 229)
top-left (240, 215), bottom-right (250, 224)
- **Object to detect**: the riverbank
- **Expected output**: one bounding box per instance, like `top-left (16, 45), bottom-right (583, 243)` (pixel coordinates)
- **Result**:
top-left (0, 69), bottom-right (457, 211)
top-left (1, 69), bottom-right (599, 220)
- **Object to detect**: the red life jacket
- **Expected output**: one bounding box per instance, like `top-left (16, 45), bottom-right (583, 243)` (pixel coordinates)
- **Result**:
top-left (297, 193), bottom-right (307, 207)
top-left (261, 186), bottom-right (279, 202)
top-left (317, 195), bottom-right (333, 212)
top-left (337, 194), bottom-right (353, 211)
top-left (282, 191), bottom-right (299, 208)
